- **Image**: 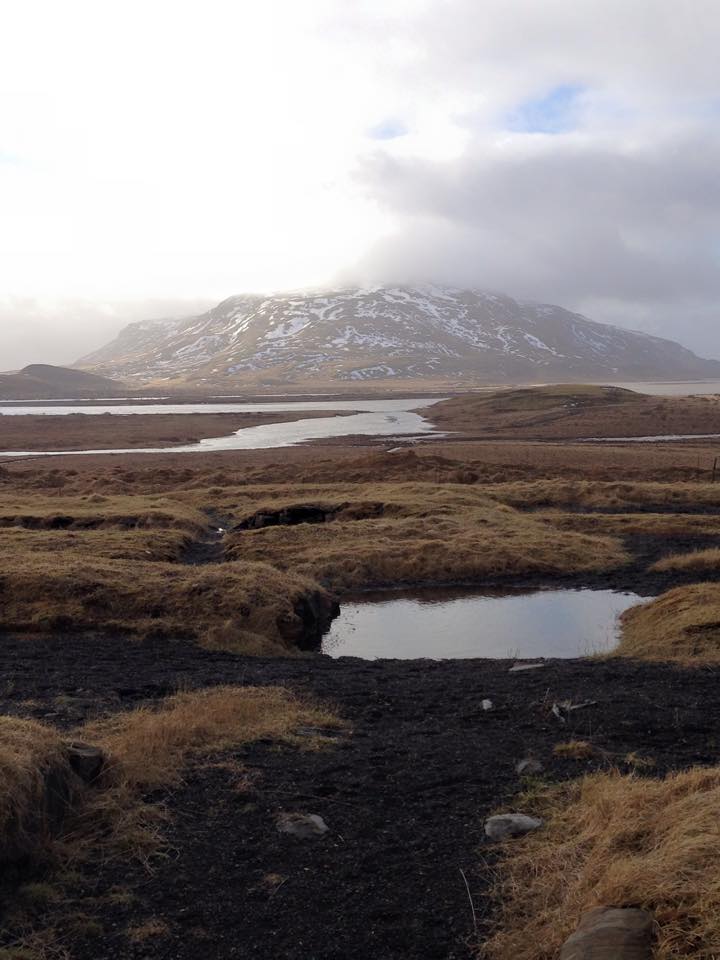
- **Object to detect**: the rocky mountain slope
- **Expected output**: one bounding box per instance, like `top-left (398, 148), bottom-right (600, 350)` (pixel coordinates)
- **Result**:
top-left (0, 364), bottom-right (125, 400)
top-left (77, 286), bottom-right (720, 387)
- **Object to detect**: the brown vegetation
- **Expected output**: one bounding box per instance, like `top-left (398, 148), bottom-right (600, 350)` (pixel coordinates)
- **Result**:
top-left (552, 740), bottom-right (595, 760)
top-left (71, 686), bottom-right (338, 858)
top-left (619, 583), bottom-right (720, 662)
top-left (651, 548), bottom-right (720, 573)
top-left (0, 553), bottom-right (332, 654)
top-left (0, 717), bottom-right (71, 864)
top-left (482, 766), bottom-right (720, 960)
top-left (222, 482), bottom-right (628, 591)
top-left (0, 480), bottom-right (629, 651)
top-left (0, 409), bottom-right (343, 452)
top-left (432, 384), bottom-right (720, 440)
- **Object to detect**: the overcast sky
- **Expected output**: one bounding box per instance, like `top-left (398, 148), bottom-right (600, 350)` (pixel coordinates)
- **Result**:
top-left (2, 0), bottom-right (719, 368)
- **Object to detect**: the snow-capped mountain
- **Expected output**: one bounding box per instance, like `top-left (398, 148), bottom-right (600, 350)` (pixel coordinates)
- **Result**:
top-left (77, 286), bottom-right (720, 386)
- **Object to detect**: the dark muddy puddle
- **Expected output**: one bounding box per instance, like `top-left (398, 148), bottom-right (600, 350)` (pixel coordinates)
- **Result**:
top-left (322, 585), bottom-right (646, 659)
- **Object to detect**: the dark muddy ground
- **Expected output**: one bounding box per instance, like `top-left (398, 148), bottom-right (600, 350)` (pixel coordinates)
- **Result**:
top-left (3, 633), bottom-right (720, 959)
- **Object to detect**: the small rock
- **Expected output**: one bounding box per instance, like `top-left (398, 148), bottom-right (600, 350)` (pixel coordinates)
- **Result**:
top-left (66, 742), bottom-right (105, 783)
top-left (515, 758), bottom-right (543, 775)
top-left (509, 662), bottom-right (545, 672)
top-left (484, 813), bottom-right (543, 840)
top-left (560, 906), bottom-right (654, 959)
top-left (481, 699), bottom-right (494, 711)
top-left (276, 813), bottom-right (329, 839)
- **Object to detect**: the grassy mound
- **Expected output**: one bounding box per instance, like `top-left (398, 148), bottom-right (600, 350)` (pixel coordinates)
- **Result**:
top-left (223, 483), bottom-right (627, 590)
top-left (482, 766), bottom-right (720, 959)
top-left (651, 549), bottom-right (720, 573)
top-left (619, 583), bottom-right (720, 662)
top-left (0, 717), bottom-right (72, 864)
top-left (0, 556), bottom-right (334, 654)
top-left (432, 386), bottom-right (720, 440)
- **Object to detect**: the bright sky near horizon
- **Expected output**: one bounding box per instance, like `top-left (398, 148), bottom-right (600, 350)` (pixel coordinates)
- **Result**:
top-left (1, 0), bottom-right (720, 367)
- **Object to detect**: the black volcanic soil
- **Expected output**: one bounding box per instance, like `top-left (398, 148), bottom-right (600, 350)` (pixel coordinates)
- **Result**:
top-left (3, 633), bottom-right (720, 959)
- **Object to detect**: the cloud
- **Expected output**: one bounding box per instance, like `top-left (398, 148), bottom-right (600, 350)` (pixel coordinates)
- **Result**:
top-left (1, 0), bottom-right (720, 361)
top-left (0, 298), bottom-right (213, 371)
top-left (348, 0), bottom-right (720, 355)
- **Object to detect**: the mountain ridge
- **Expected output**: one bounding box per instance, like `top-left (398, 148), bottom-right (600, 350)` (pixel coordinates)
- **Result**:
top-left (76, 285), bottom-right (720, 387)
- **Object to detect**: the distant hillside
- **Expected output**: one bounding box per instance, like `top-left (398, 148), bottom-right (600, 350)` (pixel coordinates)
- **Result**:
top-left (0, 364), bottom-right (125, 400)
top-left (430, 384), bottom-right (720, 439)
top-left (77, 285), bottom-right (720, 388)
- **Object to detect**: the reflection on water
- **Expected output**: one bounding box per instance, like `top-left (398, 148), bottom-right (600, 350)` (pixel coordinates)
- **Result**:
top-left (0, 398), bottom-right (437, 416)
top-left (0, 398), bottom-right (441, 456)
top-left (322, 586), bottom-right (646, 659)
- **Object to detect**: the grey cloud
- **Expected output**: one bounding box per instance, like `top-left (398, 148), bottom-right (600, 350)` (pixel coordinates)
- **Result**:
top-left (354, 128), bottom-right (720, 356)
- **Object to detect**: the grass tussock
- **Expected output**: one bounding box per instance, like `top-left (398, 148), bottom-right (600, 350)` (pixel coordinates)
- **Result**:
top-left (540, 510), bottom-right (720, 539)
top-left (488, 479), bottom-right (720, 512)
top-left (552, 740), bottom-right (595, 760)
top-left (619, 583), bottom-right (720, 662)
top-left (0, 555), bottom-right (333, 654)
top-left (70, 686), bottom-right (339, 859)
top-left (651, 548), bottom-right (720, 573)
top-left (482, 766), bottom-right (720, 960)
top-left (0, 718), bottom-right (72, 864)
top-left (223, 483), bottom-right (627, 591)
top-left (0, 492), bottom-right (206, 532)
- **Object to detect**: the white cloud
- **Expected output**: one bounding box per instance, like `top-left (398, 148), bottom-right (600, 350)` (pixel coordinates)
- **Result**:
top-left (1, 0), bottom-right (719, 364)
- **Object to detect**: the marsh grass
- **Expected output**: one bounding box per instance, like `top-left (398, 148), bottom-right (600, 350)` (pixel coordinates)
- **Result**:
top-left (619, 583), bottom-right (720, 662)
top-left (482, 766), bottom-right (720, 960)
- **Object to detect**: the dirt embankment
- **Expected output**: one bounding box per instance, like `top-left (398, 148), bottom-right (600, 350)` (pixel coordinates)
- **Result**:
top-left (0, 409), bottom-right (345, 452)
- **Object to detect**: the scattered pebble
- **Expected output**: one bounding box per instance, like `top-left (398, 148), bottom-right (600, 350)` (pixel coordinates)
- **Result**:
top-left (509, 662), bottom-right (545, 672)
top-left (276, 813), bottom-right (329, 839)
top-left (560, 906), bottom-right (654, 959)
top-left (515, 758), bottom-right (543, 776)
top-left (484, 813), bottom-right (543, 841)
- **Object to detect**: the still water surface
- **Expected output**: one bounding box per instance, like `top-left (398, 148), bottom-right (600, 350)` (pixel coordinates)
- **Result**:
top-left (0, 398), bottom-right (440, 455)
top-left (322, 586), bottom-right (645, 659)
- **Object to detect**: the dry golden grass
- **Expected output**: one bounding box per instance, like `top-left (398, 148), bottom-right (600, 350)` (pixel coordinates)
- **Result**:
top-left (552, 740), bottom-right (595, 760)
top-left (81, 685), bottom-right (339, 790)
top-left (223, 482), bottom-right (628, 591)
top-left (126, 919), bottom-right (170, 942)
top-left (0, 553), bottom-right (332, 654)
top-left (651, 548), bottom-right (720, 573)
top-left (0, 527), bottom-right (193, 563)
top-left (0, 492), bottom-right (207, 532)
top-left (69, 685), bottom-right (339, 859)
top-left (482, 766), bottom-right (720, 960)
top-left (619, 583), bottom-right (720, 662)
top-left (0, 718), bottom-right (71, 864)
top-left (539, 510), bottom-right (720, 538)
top-left (488, 479), bottom-right (720, 512)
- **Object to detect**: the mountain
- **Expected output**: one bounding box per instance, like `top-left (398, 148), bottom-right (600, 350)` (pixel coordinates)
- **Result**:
top-left (77, 286), bottom-right (720, 387)
top-left (0, 364), bottom-right (125, 400)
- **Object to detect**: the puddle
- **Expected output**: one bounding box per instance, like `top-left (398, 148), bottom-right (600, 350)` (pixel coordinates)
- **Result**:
top-left (321, 586), bottom-right (646, 659)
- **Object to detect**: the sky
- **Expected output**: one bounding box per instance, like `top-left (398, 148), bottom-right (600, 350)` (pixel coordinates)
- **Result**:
top-left (1, 0), bottom-right (720, 368)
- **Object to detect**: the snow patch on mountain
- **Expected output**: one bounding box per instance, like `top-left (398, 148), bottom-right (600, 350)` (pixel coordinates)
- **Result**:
top-left (76, 285), bottom-right (720, 385)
